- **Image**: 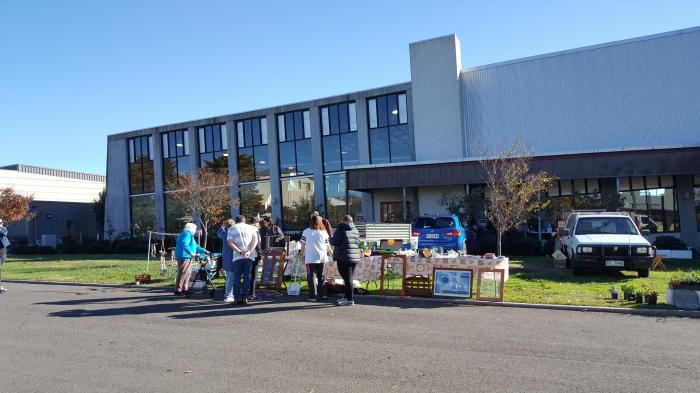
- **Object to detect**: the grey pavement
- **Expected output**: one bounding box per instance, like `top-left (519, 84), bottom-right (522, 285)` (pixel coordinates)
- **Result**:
top-left (1, 281), bottom-right (699, 393)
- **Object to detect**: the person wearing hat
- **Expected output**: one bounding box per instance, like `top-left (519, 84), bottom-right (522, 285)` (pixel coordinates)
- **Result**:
top-left (174, 222), bottom-right (209, 296)
top-left (0, 218), bottom-right (9, 293)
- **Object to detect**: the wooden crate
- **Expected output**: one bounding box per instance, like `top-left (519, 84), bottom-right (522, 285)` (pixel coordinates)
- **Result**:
top-left (404, 275), bottom-right (432, 297)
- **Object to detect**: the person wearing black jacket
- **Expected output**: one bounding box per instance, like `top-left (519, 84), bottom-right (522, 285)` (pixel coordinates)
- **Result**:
top-left (330, 215), bottom-right (360, 306)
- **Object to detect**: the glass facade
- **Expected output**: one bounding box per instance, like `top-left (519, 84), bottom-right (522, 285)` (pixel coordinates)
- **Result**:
top-left (164, 192), bottom-right (189, 234)
top-left (198, 124), bottom-right (228, 173)
top-left (277, 110), bottom-right (312, 177)
top-left (321, 102), bottom-right (359, 172)
top-left (161, 129), bottom-right (189, 190)
top-left (619, 176), bottom-right (680, 233)
top-left (547, 179), bottom-right (600, 197)
top-left (236, 117), bottom-right (269, 182)
top-left (239, 182), bottom-right (272, 220)
top-left (280, 177), bottom-right (315, 230)
top-left (130, 194), bottom-right (156, 236)
top-left (324, 173), bottom-right (362, 226)
top-left (128, 136), bottom-right (155, 195)
top-left (368, 92), bottom-right (410, 164)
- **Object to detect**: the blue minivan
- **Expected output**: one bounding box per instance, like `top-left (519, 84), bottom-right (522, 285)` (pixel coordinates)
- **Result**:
top-left (412, 215), bottom-right (468, 252)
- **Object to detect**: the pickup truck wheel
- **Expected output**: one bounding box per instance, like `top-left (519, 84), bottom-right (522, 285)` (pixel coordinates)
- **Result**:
top-left (638, 269), bottom-right (650, 278)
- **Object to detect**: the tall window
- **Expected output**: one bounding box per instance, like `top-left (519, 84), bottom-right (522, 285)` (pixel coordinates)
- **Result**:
top-left (198, 124), bottom-right (228, 173)
top-left (321, 102), bottom-right (359, 172)
top-left (128, 135), bottom-right (155, 195)
top-left (547, 179), bottom-right (600, 197)
top-left (130, 194), bottom-right (156, 236)
top-left (368, 92), bottom-right (410, 164)
top-left (324, 173), bottom-right (362, 226)
top-left (619, 176), bottom-right (680, 233)
top-left (240, 182), bottom-right (272, 220)
top-left (161, 129), bottom-right (189, 190)
top-left (236, 117), bottom-right (269, 182)
top-left (277, 110), bottom-right (312, 177)
top-left (281, 177), bottom-right (315, 230)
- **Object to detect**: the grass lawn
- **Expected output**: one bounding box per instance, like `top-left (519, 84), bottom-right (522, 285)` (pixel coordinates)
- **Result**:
top-left (504, 256), bottom-right (700, 308)
top-left (2, 254), bottom-right (179, 286)
top-left (3, 253), bottom-right (699, 308)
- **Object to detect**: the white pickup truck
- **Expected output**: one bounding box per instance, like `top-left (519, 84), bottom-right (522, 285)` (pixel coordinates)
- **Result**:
top-left (558, 211), bottom-right (655, 277)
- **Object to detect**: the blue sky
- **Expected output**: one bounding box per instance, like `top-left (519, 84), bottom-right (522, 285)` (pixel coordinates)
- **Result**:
top-left (1, 1), bottom-right (699, 175)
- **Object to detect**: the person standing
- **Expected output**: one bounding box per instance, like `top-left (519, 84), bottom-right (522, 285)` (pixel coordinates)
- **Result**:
top-left (0, 218), bottom-right (10, 293)
top-left (226, 215), bottom-right (258, 305)
top-left (330, 215), bottom-right (361, 306)
top-left (261, 216), bottom-right (285, 249)
top-left (248, 218), bottom-right (262, 300)
top-left (301, 215), bottom-right (332, 300)
top-left (174, 223), bottom-right (209, 296)
top-left (215, 219), bottom-right (234, 279)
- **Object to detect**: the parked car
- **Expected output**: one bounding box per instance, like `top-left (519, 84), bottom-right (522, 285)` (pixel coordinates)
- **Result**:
top-left (558, 211), bottom-right (655, 277)
top-left (412, 215), bottom-right (468, 252)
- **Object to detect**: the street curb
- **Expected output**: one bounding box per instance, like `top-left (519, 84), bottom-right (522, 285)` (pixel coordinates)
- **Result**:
top-left (6, 279), bottom-right (700, 318)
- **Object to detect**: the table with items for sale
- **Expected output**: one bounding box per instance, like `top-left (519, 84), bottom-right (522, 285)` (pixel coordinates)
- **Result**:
top-left (324, 254), bottom-right (509, 301)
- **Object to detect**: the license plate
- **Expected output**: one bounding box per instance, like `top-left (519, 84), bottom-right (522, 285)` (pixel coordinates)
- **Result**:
top-left (606, 260), bottom-right (625, 267)
top-left (426, 234), bottom-right (439, 239)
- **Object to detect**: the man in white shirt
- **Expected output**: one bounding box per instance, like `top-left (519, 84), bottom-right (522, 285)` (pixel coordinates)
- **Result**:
top-left (226, 215), bottom-right (259, 305)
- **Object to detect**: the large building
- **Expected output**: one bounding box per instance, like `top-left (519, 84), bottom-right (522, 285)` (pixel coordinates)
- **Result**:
top-left (105, 27), bottom-right (700, 246)
top-left (0, 164), bottom-right (105, 245)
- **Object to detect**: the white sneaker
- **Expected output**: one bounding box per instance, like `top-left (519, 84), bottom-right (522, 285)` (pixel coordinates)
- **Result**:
top-left (337, 298), bottom-right (354, 306)
top-left (224, 296), bottom-right (235, 303)
top-left (0, 286), bottom-right (6, 293)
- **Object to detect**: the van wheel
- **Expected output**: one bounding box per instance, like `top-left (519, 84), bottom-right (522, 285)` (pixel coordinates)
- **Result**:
top-left (638, 269), bottom-right (649, 278)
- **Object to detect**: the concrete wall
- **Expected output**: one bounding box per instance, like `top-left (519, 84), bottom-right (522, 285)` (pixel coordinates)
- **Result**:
top-left (417, 185), bottom-right (465, 217)
top-left (104, 138), bottom-right (130, 236)
top-left (0, 169), bottom-right (103, 203)
top-left (410, 34), bottom-right (463, 162)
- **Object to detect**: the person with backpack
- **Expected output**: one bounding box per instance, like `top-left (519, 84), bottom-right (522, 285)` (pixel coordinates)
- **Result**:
top-left (330, 215), bottom-right (361, 306)
top-left (0, 218), bottom-right (10, 293)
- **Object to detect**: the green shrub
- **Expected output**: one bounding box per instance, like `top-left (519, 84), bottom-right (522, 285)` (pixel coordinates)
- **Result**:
top-left (653, 236), bottom-right (687, 250)
top-left (476, 231), bottom-right (543, 256)
top-left (9, 245), bottom-right (57, 255)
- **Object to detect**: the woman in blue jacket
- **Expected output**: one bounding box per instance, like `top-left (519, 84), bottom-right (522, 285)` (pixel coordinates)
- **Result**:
top-left (174, 222), bottom-right (209, 296)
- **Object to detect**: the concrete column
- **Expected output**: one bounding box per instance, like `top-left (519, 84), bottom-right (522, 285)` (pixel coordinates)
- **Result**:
top-left (409, 34), bottom-right (463, 161)
top-left (266, 114), bottom-right (283, 222)
top-left (309, 106), bottom-right (326, 213)
top-left (356, 97), bottom-right (370, 165)
top-left (676, 175), bottom-right (698, 247)
top-left (226, 120), bottom-right (239, 216)
top-left (600, 177), bottom-right (618, 197)
top-left (355, 97), bottom-right (374, 222)
top-left (104, 139), bottom-right (130, 237)
top-left (152, 132), bottom-right (165, 232)
top-left (187, 126), bottom-right (198, 178)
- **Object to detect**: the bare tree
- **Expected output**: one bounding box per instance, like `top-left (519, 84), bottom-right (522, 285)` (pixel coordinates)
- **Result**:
top-left (479, 140), bottom-right (554, 256)
top-left (166, 168), bottom-right (237, 249)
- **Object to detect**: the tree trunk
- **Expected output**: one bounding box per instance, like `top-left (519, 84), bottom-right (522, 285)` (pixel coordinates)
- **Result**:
top-left (202, 227), bottom-right (208, 250)
top-left (497, 231), bottom-right (502, 257)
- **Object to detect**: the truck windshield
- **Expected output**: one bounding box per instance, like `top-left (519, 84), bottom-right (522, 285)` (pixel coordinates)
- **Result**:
top-left (575, 217), bottom-right (639, 235)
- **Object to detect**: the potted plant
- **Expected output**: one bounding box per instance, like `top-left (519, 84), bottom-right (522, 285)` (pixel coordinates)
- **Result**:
top-left (609, 285), bottom-right (618, 300)
top-left (634, 290), bottom-right (644, 304)
top-left (620, 283), bottom-right (634, 301)
top-left (646, 290), bottom-right (658, 305)
top-left (666, 270), bottom-right (700, 309)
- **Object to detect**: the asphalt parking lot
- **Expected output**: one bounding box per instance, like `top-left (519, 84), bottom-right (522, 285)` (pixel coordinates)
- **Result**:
top-left (1, 281), bottom-right (699, 393)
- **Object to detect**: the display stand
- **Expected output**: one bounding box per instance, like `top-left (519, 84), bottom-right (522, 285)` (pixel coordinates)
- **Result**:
top-left (259, 249), bottom-right (287, 291)
top-left (379, 254), bottom-right (406, 296)
top-left (476, 268), bottom-right (505, 302)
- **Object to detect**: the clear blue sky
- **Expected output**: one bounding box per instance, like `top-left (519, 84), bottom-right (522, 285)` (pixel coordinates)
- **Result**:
top-left (2, 1), bottom-right (699, 175)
